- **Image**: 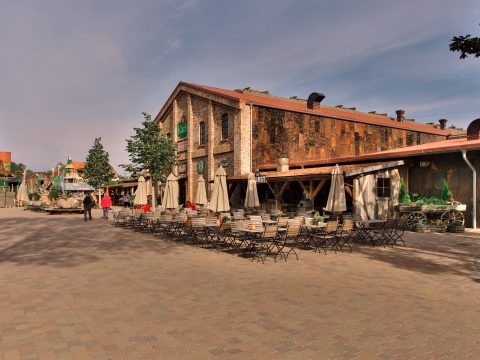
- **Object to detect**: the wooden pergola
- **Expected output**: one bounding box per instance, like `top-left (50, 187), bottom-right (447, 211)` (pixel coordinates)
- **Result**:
top-left (228, 161), bottom-right (404, 209)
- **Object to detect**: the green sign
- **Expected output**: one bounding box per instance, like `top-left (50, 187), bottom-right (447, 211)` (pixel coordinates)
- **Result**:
top-left (197, 159), bottom-right (205, 174)
top-left (177, 116), bottom-right (188, 138)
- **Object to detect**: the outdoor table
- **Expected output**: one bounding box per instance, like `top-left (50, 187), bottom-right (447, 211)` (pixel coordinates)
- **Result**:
top-left (300, 224), bottom-right (327, 248)
top-left (355, 220), bottom-right (386, 245)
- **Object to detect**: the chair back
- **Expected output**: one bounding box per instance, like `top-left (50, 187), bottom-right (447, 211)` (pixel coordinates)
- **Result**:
top-left (263, 225), bottom-right (278, 239)
top-left (286, 223), bottom-right (301, 237)
top-left (249, 215), bottom-right (263, 225)
top-left (233, 211), bottom-right (245, 221)
top-left (326, 221), bottom-right (339, 233)
top-left (205, 217), bottom-right (218, 226)
top-left (257, 209), bottom-right (267, 215)
top-left (191, 217), bottom-right (206, 227)
top-left (160, 214), bottom-right (173, 221)
top-left (342, 219), bottom-right (355, 231)
top-left (231, 220), bottom-right (246, 232)
top-left (294, 216), bottom-right (305, 224)
top-left (261, 213), bottom-right (271, 221)
top-left (277, 217), bottom-right (288, 227)
top-left (175, 213), bottom-right (188, 222)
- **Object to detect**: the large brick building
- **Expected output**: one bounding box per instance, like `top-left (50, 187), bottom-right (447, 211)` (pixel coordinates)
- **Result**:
top-left (154, 82), bottom-right (453, 208)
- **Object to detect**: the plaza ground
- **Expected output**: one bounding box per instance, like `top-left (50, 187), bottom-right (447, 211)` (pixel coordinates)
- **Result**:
top-left (0, 208), bottom-right (479, 359)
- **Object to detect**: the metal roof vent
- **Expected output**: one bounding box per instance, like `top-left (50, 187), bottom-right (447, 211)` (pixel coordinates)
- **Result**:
top-left (307, 92), bottom-right (325, 109)
top-left (467, 118), bottom-right (480, 140)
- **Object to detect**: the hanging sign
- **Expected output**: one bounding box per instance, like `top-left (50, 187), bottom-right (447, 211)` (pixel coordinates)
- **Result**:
top-left (197, 159), bottom-right (205, 174)
top-left (255, 172), bottom-right (267, 184)
top-left (419, 161), bottom-right (431, 168)
top-left (177, 115), bottom-right (188, 138)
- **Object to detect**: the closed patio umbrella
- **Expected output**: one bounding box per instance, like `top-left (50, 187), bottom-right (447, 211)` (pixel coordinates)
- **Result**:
top-left (162, 173), bottom-right (179, 209)
top-left (17, 172), bottom-right (28, 205)
top-left (210, 166), bottom-right (230, 213)
top-left (195, 175), bottom-right (207, 206)
top-left (134, 176), bottom-right (148, 205)
top-left (325, 164), bottom-right (347, 213)
top-left (245, 172), bottom-right (260, 208)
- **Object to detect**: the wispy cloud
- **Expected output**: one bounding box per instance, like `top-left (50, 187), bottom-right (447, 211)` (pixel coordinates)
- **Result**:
top-left (0, 0), bottom-right (479, 170)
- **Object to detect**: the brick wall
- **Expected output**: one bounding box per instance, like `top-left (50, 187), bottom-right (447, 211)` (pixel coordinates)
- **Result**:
top-left (252, 106), bottom-right (446, 169)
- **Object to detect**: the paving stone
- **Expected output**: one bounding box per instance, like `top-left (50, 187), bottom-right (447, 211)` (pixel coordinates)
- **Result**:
top-left (0, 208), bottom-right (479, 359)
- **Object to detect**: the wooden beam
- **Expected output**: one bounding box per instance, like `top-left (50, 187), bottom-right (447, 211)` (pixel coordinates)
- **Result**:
top-left (266, 182), bottom-right (276, 197)
top-left (278, 181), bottom-right (289, 197)
top-left (312, 179), bottom-right (326, 199)
top-left (298, 181), bottom-right (310, 199)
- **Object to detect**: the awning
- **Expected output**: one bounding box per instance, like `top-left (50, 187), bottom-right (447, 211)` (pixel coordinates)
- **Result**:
top-left (228, 160), bottom-right (404, 182)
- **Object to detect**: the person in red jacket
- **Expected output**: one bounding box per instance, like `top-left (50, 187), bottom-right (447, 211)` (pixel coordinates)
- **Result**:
top-left (101, 194), bottom-right (112, 219)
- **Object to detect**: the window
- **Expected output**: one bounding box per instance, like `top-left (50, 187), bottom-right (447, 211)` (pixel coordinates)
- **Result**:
top-left (376, 177), bottom-right (391, 198)
top-left (221, 113), bottom-right (229, 140)
top-left (199, 121), bottom-right (206, 146)
top-left (166, 132), bottom-right (171, 138)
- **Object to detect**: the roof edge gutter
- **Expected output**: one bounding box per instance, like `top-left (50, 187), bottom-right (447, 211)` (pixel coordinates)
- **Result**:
top-left (461, 150), bottom-right (476, 229)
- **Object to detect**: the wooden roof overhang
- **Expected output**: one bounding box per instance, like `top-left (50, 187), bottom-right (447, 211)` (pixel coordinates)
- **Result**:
top-left (227, 161), bottom-right (404, 182)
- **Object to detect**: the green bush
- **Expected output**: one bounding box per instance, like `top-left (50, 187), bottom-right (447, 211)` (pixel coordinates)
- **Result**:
top-left (399, 178), bottom-right (411, 205)
top-left (48, 184), bottom-right (61, 200)
top-left (441, 179), bottom-right (453, 202)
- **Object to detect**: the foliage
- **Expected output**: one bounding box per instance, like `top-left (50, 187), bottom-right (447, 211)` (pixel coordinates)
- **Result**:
top-left (450, 26), bottom-right (480, 59)
top-left (49, 184), bottom-right (61, 200)
top-left (28, 192), bottom-right (41, 201)
top-left (221, 215), bottom-right (231, 223)
top-left (399, 178), bottom-right (411, 205)
top-left (441, 179), bottom-right (453, 202)
top-left (121, 112), bottom-right (176, 185)
top-left (84, 137), bottom-right (112, 188)
top-left (414, 197), bottom-right (446, 206)
top-left (313, 216), bottom-right (324, 225)
top-left (9, 162), bottom-right (27, 176)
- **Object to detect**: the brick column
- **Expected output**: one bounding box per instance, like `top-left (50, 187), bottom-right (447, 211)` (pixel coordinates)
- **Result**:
top-left (234, 103), bottom-right (252, 175)
top-left (186, 93), bottom-right (194, 202)
top-left (207, 100), bottom-right (215, 195)
top-left (172, 99), bottom-right (179, 177)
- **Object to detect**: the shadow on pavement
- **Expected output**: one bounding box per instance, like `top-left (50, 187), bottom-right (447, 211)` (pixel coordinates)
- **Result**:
top-left (0, 216), bottom-right (176, 268)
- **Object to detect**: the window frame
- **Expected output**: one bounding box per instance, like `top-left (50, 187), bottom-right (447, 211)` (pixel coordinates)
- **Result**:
top-left (221, 113), bottom-right (229, 141)
top-left (376, 177), bottom-right (391, 198)
top-left (199, 121), bottom-right (206, 146)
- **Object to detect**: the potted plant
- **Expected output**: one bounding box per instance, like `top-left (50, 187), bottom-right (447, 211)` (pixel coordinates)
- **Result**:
top-left (221, 215), bottom-right (231, 224)
top-left (313, 216), bottom-right (324, 225)
top-left (447, 220), bottom-right (465, 233)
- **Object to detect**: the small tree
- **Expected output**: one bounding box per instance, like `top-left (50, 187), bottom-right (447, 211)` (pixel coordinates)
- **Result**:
top-left (84, 137), bottom-right (112, 189)
top-left (49, 184), bottom-right (61, 200)
top-left (121, 112), bottom-right (176, 209)
top-left (441, 179), bottom-right (453, 202)
top-left (399, 177), bottom-right (411, 206)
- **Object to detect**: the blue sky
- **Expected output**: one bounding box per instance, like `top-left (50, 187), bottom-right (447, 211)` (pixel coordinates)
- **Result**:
top-left (0, 0), bottom-right (479, 171)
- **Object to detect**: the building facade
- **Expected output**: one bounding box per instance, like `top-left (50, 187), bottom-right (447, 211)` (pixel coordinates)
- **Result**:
top-left (155, 82), bottom-right (451, 206)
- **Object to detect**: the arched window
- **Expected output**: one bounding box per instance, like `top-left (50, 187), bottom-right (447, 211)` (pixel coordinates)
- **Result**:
top-left (199, 121), bottom-right (206, 145)
top-left (166, 132), bottom-right (171, 139)
top-left (221, 113), bottom-right (229, 140)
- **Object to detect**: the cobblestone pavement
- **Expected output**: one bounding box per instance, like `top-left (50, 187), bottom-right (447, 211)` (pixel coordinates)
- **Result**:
top-left (0, 208), bottom-right (479, 360)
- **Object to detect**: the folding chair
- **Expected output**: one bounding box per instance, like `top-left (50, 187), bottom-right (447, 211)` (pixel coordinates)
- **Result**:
top-left (274, 223), bottom-right (301, 261)
top-left (311, 221), bottom-right (339, 254)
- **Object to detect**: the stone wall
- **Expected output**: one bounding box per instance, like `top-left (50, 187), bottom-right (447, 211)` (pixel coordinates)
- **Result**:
top-left (252, 106), bottom-right (446, 169)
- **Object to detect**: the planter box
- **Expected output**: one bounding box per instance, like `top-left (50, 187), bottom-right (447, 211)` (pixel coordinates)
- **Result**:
top-left (447, 225), bottom-right (465, 233)
top-left (414, 224), bottom-right (447, 233)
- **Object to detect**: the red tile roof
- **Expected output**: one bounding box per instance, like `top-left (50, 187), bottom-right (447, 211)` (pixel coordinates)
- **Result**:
top-left (72, 162), bottom-right (85, 170)
top-left (257, 137), bottom-right (480, 170)
top-left (183, 82), bottom-right (450, 136)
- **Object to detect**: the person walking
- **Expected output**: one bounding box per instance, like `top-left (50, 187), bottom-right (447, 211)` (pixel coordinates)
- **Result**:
top-left (83, 191), bottom-right (94, 221)
top-left (123, 192), bottom-right (130, 208)
top-left (101, 194), bottom-right (112, 219)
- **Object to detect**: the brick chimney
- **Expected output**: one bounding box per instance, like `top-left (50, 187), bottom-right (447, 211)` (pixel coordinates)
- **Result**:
top-left (439, 119), bottom-right (448, 130)
top-left (395, 109), bottom-right (405, 122)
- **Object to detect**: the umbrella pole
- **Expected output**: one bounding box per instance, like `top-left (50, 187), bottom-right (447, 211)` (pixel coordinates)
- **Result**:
top-left (151, 181), bottom-right (156, 211)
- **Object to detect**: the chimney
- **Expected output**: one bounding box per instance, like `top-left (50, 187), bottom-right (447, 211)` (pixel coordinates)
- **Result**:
top-left (439, 119), bottom-right (448, 130)
top-left (307, 92), bottom-right (325, 109)
top-left (395, 109), bottom-right (405, 122)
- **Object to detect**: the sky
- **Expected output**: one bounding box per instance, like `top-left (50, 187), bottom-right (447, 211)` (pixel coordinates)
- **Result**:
top-left (1, 0), bottom-right (479, 172)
